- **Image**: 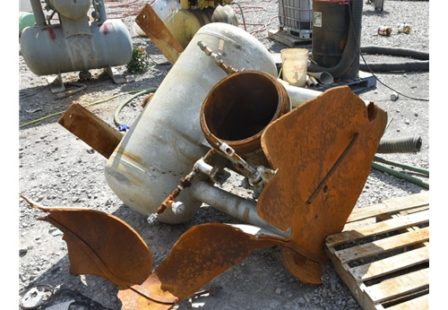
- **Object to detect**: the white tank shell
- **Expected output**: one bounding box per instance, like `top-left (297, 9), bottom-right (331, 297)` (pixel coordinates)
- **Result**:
top-left (105, 23), bottom-right (277, 224)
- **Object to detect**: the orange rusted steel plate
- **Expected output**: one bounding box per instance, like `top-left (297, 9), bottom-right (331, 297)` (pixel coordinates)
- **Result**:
top-left (258, 86), bottom-right (387, 266)
top-left (281, 247), bottom-right (322, 284)
top-left (117, 223), bottom-right (283, 308)
top-left (155, 223), bottom-right (278, 299)
top-left (118, 274), bottom-right (178, 310)
top-left (136, 4), bottom-right (184, 64)
top-left (59, 103), bottom-right (122, 159)
top-left (22, 196), bottom-right (152, 289)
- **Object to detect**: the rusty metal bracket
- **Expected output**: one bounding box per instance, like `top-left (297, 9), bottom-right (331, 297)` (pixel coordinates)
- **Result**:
top-left (136, 4), bottom-right (184, 64)
top-left (58, 103), bottom-right (123, 158)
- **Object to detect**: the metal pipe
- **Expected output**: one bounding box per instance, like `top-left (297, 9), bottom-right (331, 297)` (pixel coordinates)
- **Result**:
top-left (377, 136), bottom-right (422, 154)
top-left (278, 79), bottom-right (321, 108)
top-left (190, 181), bottom-right (289, 238)
top-left (372, 162), bottom-right (429, 189)
top-left (93, 0), bottom-right (107, 24)
top-left (373, 156), bottom-right (429, 177)
top-left (30, 0), bottom-right (47, 27)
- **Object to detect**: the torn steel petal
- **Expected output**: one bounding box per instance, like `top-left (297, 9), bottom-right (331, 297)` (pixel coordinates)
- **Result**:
top-left (258, 86), bottom-right (387, 271)
top-left (154, 223), bottom-right (278, 300)
top-left (22, 196), bottom-right (152, 288)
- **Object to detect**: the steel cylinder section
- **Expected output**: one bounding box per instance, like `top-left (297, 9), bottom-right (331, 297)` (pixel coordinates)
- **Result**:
top-left (311, 0), bottom-right (363, 79)
top-left (105, 23), bottom-right (278, 224)
top-left (47, 0), bottom-right (92, 20)
top-left (20, 19), bottom-right (132, 76)
top-left (200, 71), bottom-right (290, 155)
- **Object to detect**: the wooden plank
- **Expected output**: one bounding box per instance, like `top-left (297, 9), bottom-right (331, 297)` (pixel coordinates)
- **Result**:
top-left (350, 246), bottom-right (428, 281)
top-left (380, 287), bottom-right (429, 309)
top-left (58, 103), bottom-right (122, 159)
top-left (385, 294), bottom-right (428, 310)
top-left (365, 268), bottom-right (429, 303)
top-left (335, 227), bottom-right (429, 263)
top-left (398, 205), bottom-right (430, 216)
top-left (347, 192), bottom-right (428, 223)
top-left (326, 210), bottom-right (429, 247)
top-left (326, 247), bottom-right (378, 310)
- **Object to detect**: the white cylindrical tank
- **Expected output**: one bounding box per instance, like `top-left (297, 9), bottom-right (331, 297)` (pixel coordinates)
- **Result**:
top-left (20, 19), bottom-right (132, 75)
top-left (105, 23), bottom-right (278, 224)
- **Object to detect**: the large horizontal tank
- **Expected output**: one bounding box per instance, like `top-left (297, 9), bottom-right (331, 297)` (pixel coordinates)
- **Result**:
top-left (20, 19), bottom-right (132, 75)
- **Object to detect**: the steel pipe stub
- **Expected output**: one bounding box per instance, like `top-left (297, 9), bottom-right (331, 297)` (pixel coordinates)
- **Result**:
top-left (200, 70), bottom-right (290, 155)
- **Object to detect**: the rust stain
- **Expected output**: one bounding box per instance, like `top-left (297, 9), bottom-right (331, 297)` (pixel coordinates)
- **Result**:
top-left (115, 148), bottom-right (145, 168)
top-left (44, 27), bottom-right (56, 40)
top-left (102, 22), bottom-right (110, 35)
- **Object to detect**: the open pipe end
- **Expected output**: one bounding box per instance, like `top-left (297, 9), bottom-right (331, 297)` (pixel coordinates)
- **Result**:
top-left (200, 71), bottom-right (290, 154)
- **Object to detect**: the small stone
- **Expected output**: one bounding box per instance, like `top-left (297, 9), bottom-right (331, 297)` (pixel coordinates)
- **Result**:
top-left (414, 112), bottom-right (419, 117)
top-left (87, 148), bottom-right (95, 154)
top-left (275, 288), bottom-right (282, 295)
top-left (390, 92), bottom-right (399, 101)
top-left (297, 297), bottom-right (306, 305)
top-left (19, 248), bottom-right (28, 257)
top-left (405, 119), bottom-right (410, 125)
top-left (50, 228), bottom-right (62, 237)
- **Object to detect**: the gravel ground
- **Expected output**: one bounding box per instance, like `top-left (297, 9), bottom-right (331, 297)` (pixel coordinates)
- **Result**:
top-left (18, 1), bottom-right (429, 309)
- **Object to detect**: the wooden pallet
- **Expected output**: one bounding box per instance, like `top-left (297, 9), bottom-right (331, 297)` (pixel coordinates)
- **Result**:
top-left (325, 192), bottom-right (429, 310)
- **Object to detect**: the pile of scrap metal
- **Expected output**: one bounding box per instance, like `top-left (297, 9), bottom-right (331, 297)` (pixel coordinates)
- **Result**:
top-left (23, 1), bottom-right (389, 309)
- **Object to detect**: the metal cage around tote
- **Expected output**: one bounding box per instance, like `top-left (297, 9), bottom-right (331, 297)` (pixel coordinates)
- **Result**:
top-left (278, 0), bottom-right (313, 38)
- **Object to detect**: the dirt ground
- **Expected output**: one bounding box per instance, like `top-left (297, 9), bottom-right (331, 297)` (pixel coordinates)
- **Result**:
top-left (18, 1), bottom-right (429, 309)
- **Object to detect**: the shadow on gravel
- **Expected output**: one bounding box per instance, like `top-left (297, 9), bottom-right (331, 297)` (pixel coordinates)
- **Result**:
top-left (363, 10), bottom-right (390, 17)
top-left (19, 73), bottom-right (166, 130)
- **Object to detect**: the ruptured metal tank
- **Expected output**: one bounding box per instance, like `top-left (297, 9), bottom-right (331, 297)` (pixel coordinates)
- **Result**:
top-left (105, 23), bottom-right (278, 224)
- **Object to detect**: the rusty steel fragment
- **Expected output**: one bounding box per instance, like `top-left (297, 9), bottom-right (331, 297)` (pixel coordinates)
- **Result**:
top-left (59, 103), bottom-right (122, 159)
top-left (257, 86), bottom-right (387, 281)
top-left (22, 196), bottom-right (152, 289)
top-left (136, 4), bottom-right (184, 64)
top-left (117, 223), bottom-right (288, 308)
top-left (118, 274), bottom-right (178, 310)
top-left (154, 223), bottom-right (278, 299)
